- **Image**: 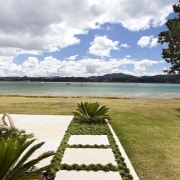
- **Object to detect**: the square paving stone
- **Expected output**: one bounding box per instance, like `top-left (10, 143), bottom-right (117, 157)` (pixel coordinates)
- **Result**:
top-left (68, 135), bottom-right (109, 145)
top-left (55, 170), bottom-right (122, 180)
top-left (61, 148), bottom-right (117, 165)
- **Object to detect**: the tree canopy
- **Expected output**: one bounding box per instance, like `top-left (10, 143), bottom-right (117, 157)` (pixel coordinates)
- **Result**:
top-left (158, 0), bottom-right (180, 74)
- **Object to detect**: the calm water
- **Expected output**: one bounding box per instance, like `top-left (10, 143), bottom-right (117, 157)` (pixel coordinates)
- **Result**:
top-left (0, 81), bottom-right (180, 99)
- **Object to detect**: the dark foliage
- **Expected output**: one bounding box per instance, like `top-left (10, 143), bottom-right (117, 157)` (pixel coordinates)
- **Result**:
top-left (158, 1), bottom-right (180, 74)
top-left (0, 73), bottom-right (179, 83)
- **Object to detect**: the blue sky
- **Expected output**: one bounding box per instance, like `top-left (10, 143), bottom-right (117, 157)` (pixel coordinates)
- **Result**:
top-left (0, 0), bottom-right (178, 77)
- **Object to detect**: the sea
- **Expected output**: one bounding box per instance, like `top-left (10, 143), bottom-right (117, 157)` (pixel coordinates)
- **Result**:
top-left (0, 81), bottom-right (180, 99)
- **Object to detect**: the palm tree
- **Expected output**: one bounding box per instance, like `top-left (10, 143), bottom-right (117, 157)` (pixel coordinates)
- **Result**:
top-left (0, 128), bottom-right (54, 180)
top-left (73, 102), bottom-right (110, 123)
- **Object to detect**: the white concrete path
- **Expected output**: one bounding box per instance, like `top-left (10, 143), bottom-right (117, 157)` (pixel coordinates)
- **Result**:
top-left (62, 148), bottom-right (117, 165)
top-left (11, 114), bottom-right (73, 168)
top-left (56, 170), bottom-right (121, 180)
top-left (7, 114), bottom-right (138, 180)
top-left (68, 135), bottom-right (109, 145)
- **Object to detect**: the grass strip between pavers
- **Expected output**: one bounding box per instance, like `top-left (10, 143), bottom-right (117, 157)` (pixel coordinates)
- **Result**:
top-left (67, 144), bottom-right (110, 148)
top-left (50, 119), bottom-right (133, 180)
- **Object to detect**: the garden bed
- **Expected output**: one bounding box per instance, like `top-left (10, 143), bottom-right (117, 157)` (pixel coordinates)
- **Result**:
top-left (51, 119), bottom-right (137, 180)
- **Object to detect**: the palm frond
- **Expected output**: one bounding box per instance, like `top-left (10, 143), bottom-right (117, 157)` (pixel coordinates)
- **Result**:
top-left (73, 102), bottom-right (110, 123)
top-left (11, 151), bottom-right (54, 180)
top-left (0, 137), bottom-right (33, 179)
top-left (0, 128), bottom-right (55, 180)
top-left (8, 141), bottom-right (45, 179)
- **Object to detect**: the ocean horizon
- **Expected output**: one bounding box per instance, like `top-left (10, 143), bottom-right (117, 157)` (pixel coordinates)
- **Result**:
top-left (0, 81), bottom-right (180, 99)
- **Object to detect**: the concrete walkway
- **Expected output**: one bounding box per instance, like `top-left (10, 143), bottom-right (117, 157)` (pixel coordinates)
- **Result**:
top-left (12, 114), bottom-right (73, 168)
top-left (9, 114), bottom-right (138, 180)
top-left (57, 134), bottom-right (122, 180)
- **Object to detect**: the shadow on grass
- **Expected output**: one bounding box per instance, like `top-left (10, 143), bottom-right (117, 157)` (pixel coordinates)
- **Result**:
top-left (174, 108), bottom-right (180, 118)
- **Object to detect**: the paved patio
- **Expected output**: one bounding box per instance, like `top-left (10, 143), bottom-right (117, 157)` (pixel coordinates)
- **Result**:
top-left (7, 114), bottom-right (138, 180)
top-left (12, 114), bottom-right (73, 168)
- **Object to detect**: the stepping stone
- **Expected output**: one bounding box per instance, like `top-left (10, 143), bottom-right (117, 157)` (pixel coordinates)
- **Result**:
top-left (61, 148), bottom-right (117, 165)
top-left (68, 135), bottom-right (109, 145)
top-left (55, 170), bottom-right (122, 180)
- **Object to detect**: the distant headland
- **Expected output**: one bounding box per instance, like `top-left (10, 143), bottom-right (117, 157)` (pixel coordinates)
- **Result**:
top-left (0, 73), bottom-right (179, 83)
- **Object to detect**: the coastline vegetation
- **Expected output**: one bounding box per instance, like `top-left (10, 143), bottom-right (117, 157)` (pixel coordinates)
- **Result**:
top-left (0, 73), bottom-right (179, 83)
top-left (0, 95), bottom-right (180, 180)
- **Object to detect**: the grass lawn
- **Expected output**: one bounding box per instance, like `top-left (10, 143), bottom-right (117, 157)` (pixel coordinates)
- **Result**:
top-left (0, 95), bottom-right (180, 180)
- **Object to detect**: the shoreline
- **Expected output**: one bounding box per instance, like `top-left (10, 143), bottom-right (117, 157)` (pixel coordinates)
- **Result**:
top-left (1, 94), bottom-right (179, 100)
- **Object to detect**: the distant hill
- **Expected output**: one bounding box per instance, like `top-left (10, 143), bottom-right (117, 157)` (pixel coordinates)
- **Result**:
top-left (95, 73), bottom-right (180, 83)
top-left (0, 73), bottom-right (179, 83)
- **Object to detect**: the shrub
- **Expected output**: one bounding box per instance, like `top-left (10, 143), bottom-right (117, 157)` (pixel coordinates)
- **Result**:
top-left (0, 128), bottom-right (54, 180)
top-left (73, 102), bottom-right (110, 124)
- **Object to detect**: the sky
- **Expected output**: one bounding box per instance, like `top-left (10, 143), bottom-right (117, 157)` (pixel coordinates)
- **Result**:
top-left (0, 0), bottom-right (178, 77)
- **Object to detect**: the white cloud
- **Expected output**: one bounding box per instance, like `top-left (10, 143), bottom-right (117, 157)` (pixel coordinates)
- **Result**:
top-left (134, 59), bottom-right (158, 72)
top-left (125, 55), bottom-right (131, 59)
top-left (88, 35), bottom-right (119, 57)
top-left (0, 55), bottom-right (164, 77)
top-left (106, 26), bottom-right (111, 31)
top-left (67, 55), bottom-right (79, 61)
top-left (98, 0), bottom-right (175, 31)
top-left (0, 0), bottom-right (175, 58)
top-left (0, 47), bottom-right (18, 57)
top-left (0, 0), bottom-right (176, 77)
top-left (120, 43), bottom-right (130, 48)
top-left (150, 37), bottom-right (158, 48)
top-left (137, 35), bottom-right (158, 48)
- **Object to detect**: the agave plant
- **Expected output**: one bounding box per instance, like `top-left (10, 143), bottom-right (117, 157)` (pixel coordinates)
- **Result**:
top-left (73, 102), bottom-right (110, 123)
top-left (0, 128), bottom-right (54, 180)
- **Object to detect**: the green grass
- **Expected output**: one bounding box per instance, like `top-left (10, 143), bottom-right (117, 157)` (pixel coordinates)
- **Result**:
top-left (109, 99), bottom-right (180, 180)
top-left (0, 95), bottom-right (180, 180)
